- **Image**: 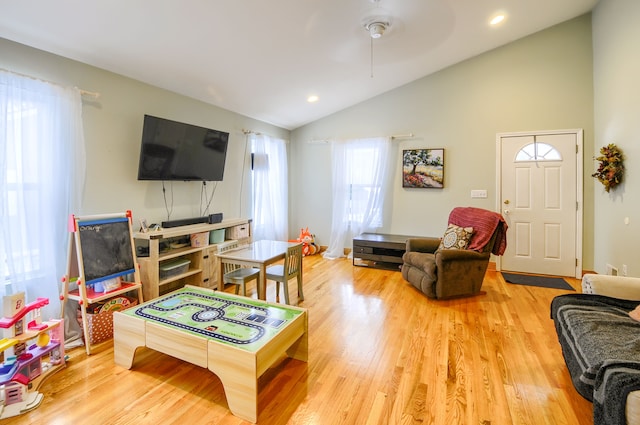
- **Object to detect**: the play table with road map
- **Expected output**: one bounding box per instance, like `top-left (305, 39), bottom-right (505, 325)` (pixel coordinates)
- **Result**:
top-left (113, 285), bottom-right (308, 423)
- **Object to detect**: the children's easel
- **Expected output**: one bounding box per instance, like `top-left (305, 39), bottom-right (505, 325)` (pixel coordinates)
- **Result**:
top-left (60, 211), bottom-right (143, 355)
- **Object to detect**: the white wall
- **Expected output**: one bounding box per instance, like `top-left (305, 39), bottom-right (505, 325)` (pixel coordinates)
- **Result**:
top-left (290, 15), bottom-right (596, 269)
top-left (592, 0), bottom-right (640, 275)
top-left (1, 37), bottom-right (289, 227)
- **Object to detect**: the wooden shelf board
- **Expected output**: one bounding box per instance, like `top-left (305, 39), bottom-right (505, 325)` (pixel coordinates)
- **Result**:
top-left (67, 281), bottom-right (142, 304)
top-left (158, 246), bottom-right (204, 261)
top-left (158, 269), bottom-right (202, 287)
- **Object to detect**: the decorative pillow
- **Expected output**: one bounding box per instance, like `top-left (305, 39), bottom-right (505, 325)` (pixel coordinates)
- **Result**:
top-left (629, 305), bottom-right (640, 322)
top-left (438, 224), bottom-right (474, 250)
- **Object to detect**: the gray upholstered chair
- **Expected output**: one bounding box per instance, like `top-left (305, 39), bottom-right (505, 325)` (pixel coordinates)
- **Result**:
top-left (401, 207), bottom-right (507, 299)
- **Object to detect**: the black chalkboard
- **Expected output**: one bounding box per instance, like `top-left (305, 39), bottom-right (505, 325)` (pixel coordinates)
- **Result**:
top-left (77, 217), bottom-right (135, 284)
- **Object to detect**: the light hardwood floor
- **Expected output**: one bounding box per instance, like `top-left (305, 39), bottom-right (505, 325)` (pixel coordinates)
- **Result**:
top-left (7, 255), bottom-right (592, 425)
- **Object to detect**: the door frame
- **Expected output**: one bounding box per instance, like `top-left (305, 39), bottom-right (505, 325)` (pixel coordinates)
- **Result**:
top-left (495, 129), bottom-right (583, 279)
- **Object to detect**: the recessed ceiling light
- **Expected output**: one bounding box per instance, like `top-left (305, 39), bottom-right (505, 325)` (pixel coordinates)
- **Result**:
top-left (490, 14), bottom-right (505, 26)
top-left (307, 95), bottom-right (319, 103)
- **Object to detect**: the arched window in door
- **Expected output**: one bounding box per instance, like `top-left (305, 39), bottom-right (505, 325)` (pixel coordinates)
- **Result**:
top-left (515, 142), bottom-right (562, 161)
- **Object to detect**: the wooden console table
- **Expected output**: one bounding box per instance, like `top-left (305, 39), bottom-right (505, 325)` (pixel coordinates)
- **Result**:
top-left (134, 218), bottom-right (252, 300)
top-left (352, 233), bottom-right (414, 270)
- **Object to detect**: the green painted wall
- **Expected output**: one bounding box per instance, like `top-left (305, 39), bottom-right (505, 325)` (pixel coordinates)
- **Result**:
top-left (291, 14), bottom-right (595, 269)
top-left (591, 0), bottom-right (640, 275)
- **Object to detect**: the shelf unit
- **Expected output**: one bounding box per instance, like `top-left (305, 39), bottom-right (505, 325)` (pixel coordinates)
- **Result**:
top-left (134, 218), bottom-right (252, 300)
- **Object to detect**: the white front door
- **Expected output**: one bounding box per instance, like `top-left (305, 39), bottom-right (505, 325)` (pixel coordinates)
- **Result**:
top-left (497, 130), bottom-right (582, 278)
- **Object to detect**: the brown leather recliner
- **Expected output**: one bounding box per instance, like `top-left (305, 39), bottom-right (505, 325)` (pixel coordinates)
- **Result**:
top-left (401, 207), bottom-right (507, 299)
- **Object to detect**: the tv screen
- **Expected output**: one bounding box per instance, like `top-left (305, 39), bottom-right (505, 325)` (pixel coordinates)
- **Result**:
top-left (137, 115), bottom-right (229, 181)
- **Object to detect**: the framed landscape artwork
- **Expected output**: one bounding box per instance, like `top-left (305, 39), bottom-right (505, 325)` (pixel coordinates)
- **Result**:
top-left (402, 148), bottom-right (444, 188)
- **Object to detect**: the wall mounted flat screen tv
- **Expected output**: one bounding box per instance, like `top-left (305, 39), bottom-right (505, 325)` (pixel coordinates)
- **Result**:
top-left (137, 114), bottom-right (229, 181)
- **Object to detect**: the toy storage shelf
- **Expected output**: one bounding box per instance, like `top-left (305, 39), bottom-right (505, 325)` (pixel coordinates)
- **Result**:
top-left (135, 218), bottom-right (252, 300)
top-left (0, 318), bottom-right (65, 399)
top-left (66, 281), bottom-right (142, 305)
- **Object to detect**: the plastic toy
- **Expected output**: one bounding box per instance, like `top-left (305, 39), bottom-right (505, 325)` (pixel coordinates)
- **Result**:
top-left (289, 227), bottom-right (319, 256)
top-left (0, 292), bottom-right (65, 419)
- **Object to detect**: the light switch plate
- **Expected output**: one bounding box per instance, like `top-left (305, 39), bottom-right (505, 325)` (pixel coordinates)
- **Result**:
top-left (471, 189), bottom-right (488, 198)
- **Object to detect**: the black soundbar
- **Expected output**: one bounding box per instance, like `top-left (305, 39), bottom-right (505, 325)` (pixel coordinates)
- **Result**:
top-left (208, 213), bottom-right (223, 224)
top-left (161, 216), bottom-right (209, 228)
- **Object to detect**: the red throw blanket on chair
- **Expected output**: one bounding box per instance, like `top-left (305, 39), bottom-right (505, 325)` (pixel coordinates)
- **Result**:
top-left (448, 207), bottom-right (508, 255)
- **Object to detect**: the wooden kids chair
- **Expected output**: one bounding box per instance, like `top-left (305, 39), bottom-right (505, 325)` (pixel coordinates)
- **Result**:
top-left (266, 243), bottom-right (303, 304)
top-left (218, 240), bottom-right (260, 296)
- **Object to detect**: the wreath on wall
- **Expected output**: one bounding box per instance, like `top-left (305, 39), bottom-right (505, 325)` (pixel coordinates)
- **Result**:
top-left (592, 143), bottom-right (624, 192)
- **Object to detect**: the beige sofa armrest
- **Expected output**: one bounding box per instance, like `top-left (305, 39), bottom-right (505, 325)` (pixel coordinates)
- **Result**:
top-left (628, 391), bottom-right (640, 425)
top-left (581, 274), bottom-right (640, 301)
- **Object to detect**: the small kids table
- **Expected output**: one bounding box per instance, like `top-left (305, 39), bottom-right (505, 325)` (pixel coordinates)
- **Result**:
top-left (113, 285), bottom-right (308, 422)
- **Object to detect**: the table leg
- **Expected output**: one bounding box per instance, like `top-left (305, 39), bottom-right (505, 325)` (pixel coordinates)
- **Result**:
top-left (258, 264), bottom-right (267, 300)
top-left (217, 256), bottom-right (223, 291)
top-left (208, 342), bottom-right (258, 423)
top-left (113, 312), bottom-right (146, 369)
top-left (298, 269), bottom-right (304, 301)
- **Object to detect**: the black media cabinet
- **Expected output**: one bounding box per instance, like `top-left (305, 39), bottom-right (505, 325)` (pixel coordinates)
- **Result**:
top-left (352, 233), bottom-right (414, 271)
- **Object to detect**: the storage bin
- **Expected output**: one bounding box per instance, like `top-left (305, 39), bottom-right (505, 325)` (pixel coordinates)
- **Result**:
top-left (160, 258), bottom-right (191, 279)
top-left (190, 231), bottom-right (209, 247)
top-left (226, 224), bottom-right (250, 240)
top-left (210, 229), bottom-right (226, 244)
top-left (79, 296), bottom-right (138, 345)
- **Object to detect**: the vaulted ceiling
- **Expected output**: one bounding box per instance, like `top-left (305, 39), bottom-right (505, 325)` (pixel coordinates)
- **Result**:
top-left (0, 0), bottom-right (598, 130)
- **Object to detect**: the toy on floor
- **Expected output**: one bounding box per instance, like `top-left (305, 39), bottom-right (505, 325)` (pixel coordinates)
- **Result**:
top-left (0, 292), bottom-right (65, 419)
top-left (289, 227), bottom-right (319, 256)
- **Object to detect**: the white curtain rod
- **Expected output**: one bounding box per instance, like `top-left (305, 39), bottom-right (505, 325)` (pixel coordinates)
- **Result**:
top-left (242, 129), bottom-right (290, 143)
top-left (1, 68), bottom-right (100, 98)
top-left (79, 89), bottom-right (100, 98)
top-left (308, 133), bottom-right (414, 144)
top-left (391, 133), bottom-right (414, 139)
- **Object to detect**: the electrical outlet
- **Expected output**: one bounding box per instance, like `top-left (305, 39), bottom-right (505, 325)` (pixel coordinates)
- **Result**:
top-left (622, 264), bottom-right (628, 276)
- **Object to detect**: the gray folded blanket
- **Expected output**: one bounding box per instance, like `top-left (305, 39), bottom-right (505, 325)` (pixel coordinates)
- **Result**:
top-left (551, 294), bottom-right (640, 425)
top-left (594, 360), bottom-right (640, 425)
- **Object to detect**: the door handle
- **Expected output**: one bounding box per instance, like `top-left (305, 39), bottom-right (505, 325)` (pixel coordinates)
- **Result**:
top-left (503, 209), bottom-right (510, 215)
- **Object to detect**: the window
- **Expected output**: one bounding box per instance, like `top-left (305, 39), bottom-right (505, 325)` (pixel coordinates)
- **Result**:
top-left (250, 134), bottom-right (288, 241)
top-left (347, 146), bottom-right (384, 227)
top-left (515, 142), bottom-right (562, 161)
top-left (3, 102), bottom-right (43, 280)
top-left (1, 70), bottom-right (85, 319)
top-left (323, 137), bottom-right (393, 259)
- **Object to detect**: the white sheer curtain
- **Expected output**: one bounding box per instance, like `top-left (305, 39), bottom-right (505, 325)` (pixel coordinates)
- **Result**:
top-left (323, 137), bottom-right (393, 259)
top-left (251, 134), bottom-right (288, 241)
top-left (0, 70), bottom-right (86, 320)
